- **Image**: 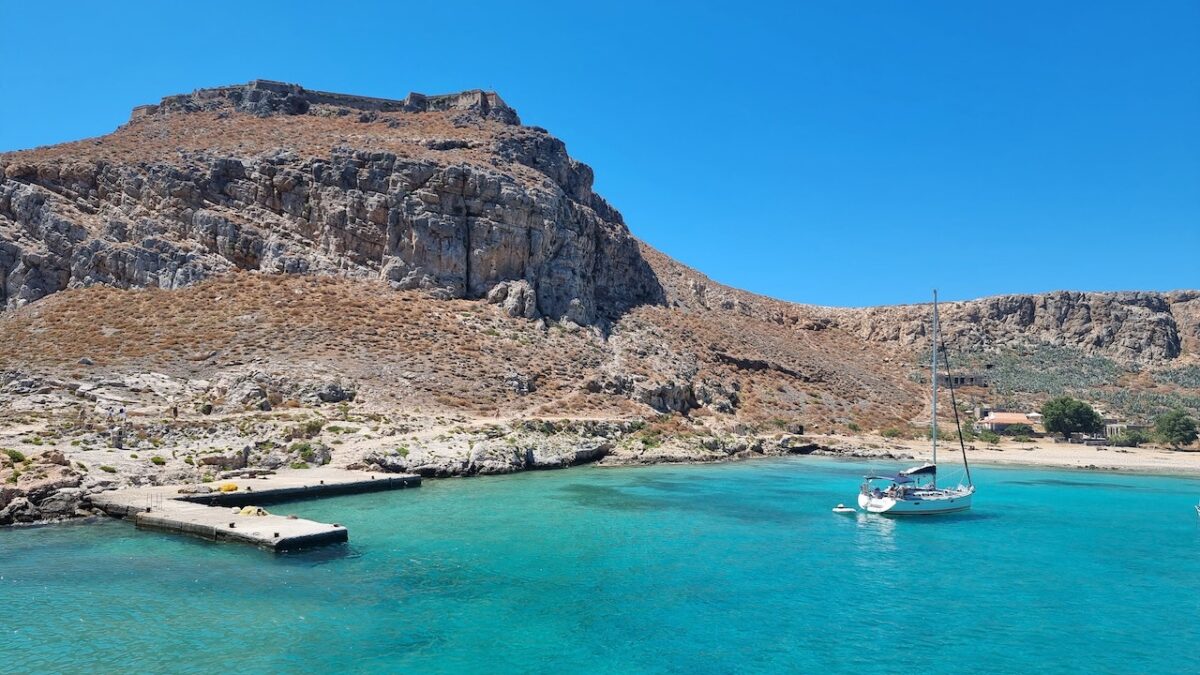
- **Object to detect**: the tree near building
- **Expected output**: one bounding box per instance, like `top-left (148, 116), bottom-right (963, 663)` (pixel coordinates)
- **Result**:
top-left (1154, 410), bottom-right (1198, 448)
top-left (1040, 397), bottom-right (1103, 439)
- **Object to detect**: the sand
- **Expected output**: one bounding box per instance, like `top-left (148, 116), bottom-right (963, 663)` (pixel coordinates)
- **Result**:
top-left (818, 433), bottom-right (1200, 476)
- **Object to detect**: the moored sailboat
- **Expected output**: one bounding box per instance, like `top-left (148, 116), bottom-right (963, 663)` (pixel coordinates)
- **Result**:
top-left (858, 290), bottom-right (975, 515)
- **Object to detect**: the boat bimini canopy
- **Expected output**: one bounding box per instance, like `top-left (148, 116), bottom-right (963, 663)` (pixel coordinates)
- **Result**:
top-left (900, 464), bottom-right (937, 476)
top-left (863, 474), bottom-right (913, 484)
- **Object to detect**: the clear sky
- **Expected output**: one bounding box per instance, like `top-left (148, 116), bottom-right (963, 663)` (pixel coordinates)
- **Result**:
top-left (1, 1), bottom-right (1196, 306)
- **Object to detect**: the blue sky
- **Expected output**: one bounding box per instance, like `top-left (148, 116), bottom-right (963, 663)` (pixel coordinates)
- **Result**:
top-left (1, 1), bottom-right (1196, 306)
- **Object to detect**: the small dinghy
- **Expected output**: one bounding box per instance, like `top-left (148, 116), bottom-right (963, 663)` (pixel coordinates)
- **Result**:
top-left (832, 504), bottom-right (857, 514)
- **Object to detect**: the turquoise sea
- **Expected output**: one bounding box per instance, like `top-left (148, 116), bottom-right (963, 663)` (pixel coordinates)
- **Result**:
top-left (3, 458), bottom-right (1200, 673)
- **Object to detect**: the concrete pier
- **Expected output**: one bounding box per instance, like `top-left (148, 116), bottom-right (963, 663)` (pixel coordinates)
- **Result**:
top-left (89, 467), bottom-right (421, 552)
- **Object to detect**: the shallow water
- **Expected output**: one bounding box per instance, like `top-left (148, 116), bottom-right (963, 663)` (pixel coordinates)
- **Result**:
top-left (3, 458), bottom-right (1199, 673)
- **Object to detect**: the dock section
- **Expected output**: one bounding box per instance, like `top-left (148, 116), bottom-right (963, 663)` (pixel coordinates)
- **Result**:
top-left (89, 467), bottom-right (421, 552)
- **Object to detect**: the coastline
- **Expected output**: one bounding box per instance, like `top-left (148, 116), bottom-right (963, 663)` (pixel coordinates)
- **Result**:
top-left (5, 408), bottom-right (1200, 531)
top-left (811, 433), bottom-right (1200, 477)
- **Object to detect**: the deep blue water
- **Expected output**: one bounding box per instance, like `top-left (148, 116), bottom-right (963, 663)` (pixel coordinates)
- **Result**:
top-left (2, 458), bottom-right (1200, 673)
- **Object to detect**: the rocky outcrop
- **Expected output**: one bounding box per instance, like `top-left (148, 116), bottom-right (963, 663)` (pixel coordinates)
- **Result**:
top-left (0, 450), bottom-right (90, 525)
top-left (831, 291), bottom-right (1187, 363)
top-left (0, 81), bottom-right (663, 323)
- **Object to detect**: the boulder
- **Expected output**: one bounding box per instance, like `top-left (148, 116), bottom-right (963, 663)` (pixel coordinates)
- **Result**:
top-left (198, 446), bottom-right (249, 470)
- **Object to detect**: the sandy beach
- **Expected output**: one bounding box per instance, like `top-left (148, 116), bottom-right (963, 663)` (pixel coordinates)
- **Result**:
top-left (817, 433), bottom-right (1200, 476)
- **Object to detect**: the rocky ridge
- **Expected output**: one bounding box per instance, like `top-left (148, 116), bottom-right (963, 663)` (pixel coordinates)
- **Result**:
top-left (0, 80), bottom-right (662, 324)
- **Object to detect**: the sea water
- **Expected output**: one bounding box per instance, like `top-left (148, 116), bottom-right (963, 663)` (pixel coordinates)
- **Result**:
top-left (2, 458), bottom-right (1199, 673)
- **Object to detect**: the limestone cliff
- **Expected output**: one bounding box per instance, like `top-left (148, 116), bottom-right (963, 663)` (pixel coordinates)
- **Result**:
top-left (0, 80), bottom-right (662, 324)
top-left (830, 291), bottom-right (1198, 364)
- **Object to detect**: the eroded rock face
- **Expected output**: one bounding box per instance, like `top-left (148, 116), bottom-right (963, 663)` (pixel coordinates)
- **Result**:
top-left (0, 81), bottom-right (664, 324)
top-left (833, 291), bottom-right (1186, 363)
top-left (0, 451), bottom-right (87, 525)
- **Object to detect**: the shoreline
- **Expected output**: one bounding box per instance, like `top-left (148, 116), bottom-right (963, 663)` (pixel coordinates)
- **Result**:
top-left (809, 433), bottom-right (1200, 477)
top-left (5, 414), bottom-right (1200, 531)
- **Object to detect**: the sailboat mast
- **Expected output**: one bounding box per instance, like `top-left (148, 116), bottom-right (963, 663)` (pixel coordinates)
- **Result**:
top-left (931, 290), bottom-right (938, 468)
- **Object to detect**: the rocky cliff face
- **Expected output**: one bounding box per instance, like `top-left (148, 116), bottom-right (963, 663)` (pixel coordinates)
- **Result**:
top-left (829, 291), bottom-right (1195, 363)
top-left (0, 80), bottom-right (662, 324)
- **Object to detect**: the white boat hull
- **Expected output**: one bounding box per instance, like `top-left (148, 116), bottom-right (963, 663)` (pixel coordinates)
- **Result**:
top-left (857, 487), bottom-right (973, 515)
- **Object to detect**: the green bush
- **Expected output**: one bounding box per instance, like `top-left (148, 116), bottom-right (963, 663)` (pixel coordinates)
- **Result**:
top-left (977, 430), bottom-right (1001, 444)
top-left (150, 456), bottom-right (166, 466)
top-left (99, 465), bottom-right (117, 473)
top-left (880, 428), bottom-right (902, 439)
top-left (1152, 365), bottom-right (1200, 389)
top-left (183, 456), bottom-right (194, 465)
top-left (2, 449), bottom-right (26, 463)
top-left (1154, 410), bottom-right (1198, 448)
top-left (1012, 435), bottom-right (1032, 443)
top-left (395, 446), bottom-right (409, 458)
top-left (1110, 429), bottom-right (1150, 447)
top-left (847, 422), bottom-right (861, 433)
top-left (290, 461), bottom-right (310, 470)
top-left (1002, 424), bottom-right (1035, 437)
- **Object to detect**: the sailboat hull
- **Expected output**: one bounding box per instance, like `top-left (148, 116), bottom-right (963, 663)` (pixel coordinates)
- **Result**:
top-left (857, 489), bottom-right (973, 515)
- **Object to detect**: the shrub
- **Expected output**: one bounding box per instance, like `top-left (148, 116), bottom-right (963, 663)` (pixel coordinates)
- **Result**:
top-left (395, 446), bottom-right (409, 458)
top-left (1110, 429), bottom-right (1150, 447)
top-left (2, 449), bottom-right (26, 463)
top-left (978, 430), bottom-right (1001, 444)
top-left (150, 456), bottom-right (166, 466)
top-left (198, 402), bottom-right (213, 415)
top-left (1002, 424), bottom-right (1035, 437)
top-left (1154, 410), bottom-right (1198, 448)
top-left (129, 453), bottom-right (138, 459)
top-left (880, 428), bottom-right (902, 439)
top-left (100, 465), bottom-right (117, 473)
top-left (183, 456), bottom-right (194, 465)
top-left (290, 461), bottom-right (310, 470)
top-left (847, 422), bottom-right (861, 433)
top-left (1012, 435), bottom-right (1032, 443)
top-left (1152, 365), bottom-right (1200, 389)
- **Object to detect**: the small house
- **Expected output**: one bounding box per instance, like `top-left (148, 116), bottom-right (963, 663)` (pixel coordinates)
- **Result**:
top-left (976, 411), bottom-right (1035, 433)
top-left (937, 373), bottom-right (988, 388)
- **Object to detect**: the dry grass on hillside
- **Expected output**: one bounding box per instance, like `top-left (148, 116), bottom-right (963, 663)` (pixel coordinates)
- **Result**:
top-left (0, 272), bottom-right (926, 430)
top-left (2, 106), bottom-right (547, 185)
top-left (0, 273), bottom-right (622, 415)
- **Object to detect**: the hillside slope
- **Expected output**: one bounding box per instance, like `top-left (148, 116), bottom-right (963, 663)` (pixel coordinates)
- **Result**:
top-left (1, 81), bottom-right (1197, 524)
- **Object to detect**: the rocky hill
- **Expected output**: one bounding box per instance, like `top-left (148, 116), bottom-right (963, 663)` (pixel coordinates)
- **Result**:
top-left (1, 81), bottom-right (1196, 524)
top-left (0, 80), bottom-right (660, 324)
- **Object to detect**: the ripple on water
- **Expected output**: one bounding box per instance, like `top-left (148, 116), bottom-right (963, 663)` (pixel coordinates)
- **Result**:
top-left (3, 458), bottom-right (1199, 673)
